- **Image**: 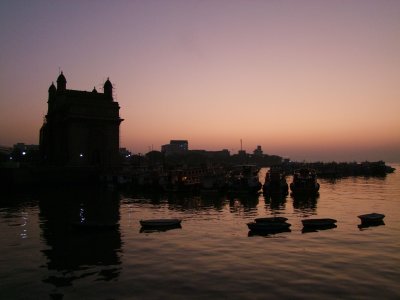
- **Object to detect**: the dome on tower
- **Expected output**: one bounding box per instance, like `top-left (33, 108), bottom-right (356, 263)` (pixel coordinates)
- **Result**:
top-left (57, 72), bottom-right (66, 83)
top-left (103, 77), bottom-right (113, 100)
top-left (104, 78), bottom-right (113, 89)
top-left (48, 82), bottom-right (56, 93)
top-left (56, 71), bottom-right (67, 91)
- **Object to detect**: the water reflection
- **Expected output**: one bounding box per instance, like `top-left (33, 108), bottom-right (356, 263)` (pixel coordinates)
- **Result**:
top-left (126, 189), bottom-right (262, 218)
top-left (140, 224), bottom-right (182, 233)
top-left (124, 190), bottom-right (228, 211)
top-left (199, 193), bottom-right (227, 211)
top-left (358, 220), bottom-right (385, 230)
top-left (39, 187), bottom-right (122, 290)
top-left (163, 191), bottom-right (260, 215)
top-left (248, 227), bottom-right (291, 237)
top-left (114, 187), bottom-right (319, 218)
top-left (264, 193), bottom-right (287, 212)
top-left (228, 193), bottom-right (259, 211)
top-left (302, 224), bottom-right (337, 233)
top-left (0, 192), bottom-right (39, 240)
top-left (291, 193), bottom-right (319, 212)
top-left (1, 165), bottom-right (399, 300)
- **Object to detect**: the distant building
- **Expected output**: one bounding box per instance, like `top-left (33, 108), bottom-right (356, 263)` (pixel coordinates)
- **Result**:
top-left (238, 150), bottom-right (247, 157)
top-left (189, 149), bottom-right (230, 159)
top-left (0, 145), bottom-right (12, 163)
top-left (119, 148), bottom-right (132, 158)
top-left (204, 149), bottom-right (230, 158)
top-left (13, 143), bottom-right (39, 153)
top-left (0, 143), bottom-right (40, 164)
top-left (161, 140), bottom-right (188, 156)
top-left (39, 72), bottom-right (123, 167)
top-left (253, 145), bottom-right (263, 157)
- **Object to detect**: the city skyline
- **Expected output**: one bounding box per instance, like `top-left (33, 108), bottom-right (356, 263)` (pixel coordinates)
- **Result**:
top-left (1, 1), bottom-right (399, 162)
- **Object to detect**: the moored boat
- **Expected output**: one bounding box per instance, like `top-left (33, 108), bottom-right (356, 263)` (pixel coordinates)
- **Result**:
top-left (247, 221), bottom-right (291, 232)
top-left (226, 165), bottom-right (261, 193)
top-left (301, 218), bottom-right (337, 228)
top-left (290, 168), bottom-right (320, 195)
top-left (254, 216), bottom-right (288, 223)
top-left (200, 167), bottom-right (227, 193)
top-left (263, 168), bottom-right (288, 195)
top-left (358, 213), bottom-right (385, 225)
top-left (140, 218), bottom-right (182, 228)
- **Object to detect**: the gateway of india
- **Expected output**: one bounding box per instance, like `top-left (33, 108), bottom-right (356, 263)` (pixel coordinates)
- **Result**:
top-left (39, 72), bottom-right (123, 169)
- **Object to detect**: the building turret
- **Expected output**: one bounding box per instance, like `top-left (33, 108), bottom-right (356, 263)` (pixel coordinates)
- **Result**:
top-left (47, 82), bottom-right (57, 112)
top-left (48, 82), bottom-right (56, 95)
top-left (104, 78), bottom-right (113, 100)
top-left (57, 72), bottom-right (67, 92)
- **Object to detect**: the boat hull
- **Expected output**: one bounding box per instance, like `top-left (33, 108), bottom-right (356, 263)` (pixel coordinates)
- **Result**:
top-left (358, 213), bottom-right (385, 225)
top-left (290, 168), bottom-right (320, 195)
top-left (247, 221), bottom-right (291, 233)
top-left (263, 169), bottom-right (288, 195)
top-left (254, 217), bottom-right (288, 223)
top-left (140, 219), bottom-right (182, 228)
top-left (301, 218), bottom-right (337, 228)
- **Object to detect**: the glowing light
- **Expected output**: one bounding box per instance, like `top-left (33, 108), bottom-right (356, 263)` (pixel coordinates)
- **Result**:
top-left (22, 151), bottom-right (26, 155)
top-left (79, 207), bottom-right (86, 223)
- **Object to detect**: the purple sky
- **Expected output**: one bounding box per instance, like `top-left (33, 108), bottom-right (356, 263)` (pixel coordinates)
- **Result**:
top-left (1, 0), bottom-right (399, 161)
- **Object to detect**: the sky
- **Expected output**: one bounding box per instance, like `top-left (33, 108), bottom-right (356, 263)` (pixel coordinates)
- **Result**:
top-left (0, 0), bottom-right (399, 162)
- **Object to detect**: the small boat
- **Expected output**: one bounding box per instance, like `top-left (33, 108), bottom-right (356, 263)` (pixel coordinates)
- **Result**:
top-left (140, 218), bottom-right (182, 228)
top-left (254, 216), bottom-right (288, 223)
top-left (358, 213), bottom-right (385, 225)
top-left (301, 218), bottom-right (337, 228)
top-left (161, 168), bottom-right (202, 192)
top-left (226, 165), bottom-right (262, 193)
top-left (290, 168), bottom-right (320, 195)
top-left (247, 221), bottom-right (291, 232)
top-left (263, 168), bottom-right (288, 195)
top-left (200, 167), bottom-right (228, 193)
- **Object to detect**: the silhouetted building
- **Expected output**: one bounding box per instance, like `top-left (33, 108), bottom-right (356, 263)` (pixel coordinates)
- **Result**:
top-left (238, 150), bottom-right (247, 157)
top-left (13, 143), bottom-right (39, 153)
top-left (9, 143), bottom-right (40, 163)
top-left (253, 145), bottom-right (263, 157)
top-left (39, 72), bottom-right (123, 167)
top-left (119, 148), bottom-right (132, 159)
top-left (161, 140), bottom-right (188, 156)
top-left (0, 146), bottom-right (12, 163)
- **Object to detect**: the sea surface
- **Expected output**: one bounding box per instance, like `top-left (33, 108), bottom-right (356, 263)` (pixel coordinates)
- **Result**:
top-left (1, 164), bottom-right (399, 300)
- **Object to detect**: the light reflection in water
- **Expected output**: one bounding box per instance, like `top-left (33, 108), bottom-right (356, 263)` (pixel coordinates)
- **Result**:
top-left (38, 187), bottom-right (122, 292)
top-left (79, 206), bottom-right (85, 223)
top-left (19, 212), bottom-right (29, 239)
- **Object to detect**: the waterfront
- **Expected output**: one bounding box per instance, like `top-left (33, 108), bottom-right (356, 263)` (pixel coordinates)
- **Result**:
top-left (1, 165), bottom-right (399, 299)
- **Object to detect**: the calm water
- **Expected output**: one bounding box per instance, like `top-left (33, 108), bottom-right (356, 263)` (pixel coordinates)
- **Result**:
top-left (1, 165), bottom-right (399, 300)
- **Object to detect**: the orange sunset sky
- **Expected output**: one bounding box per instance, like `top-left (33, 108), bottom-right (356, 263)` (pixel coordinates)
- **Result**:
top-left (0, 1), bottom-right (399, 162)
